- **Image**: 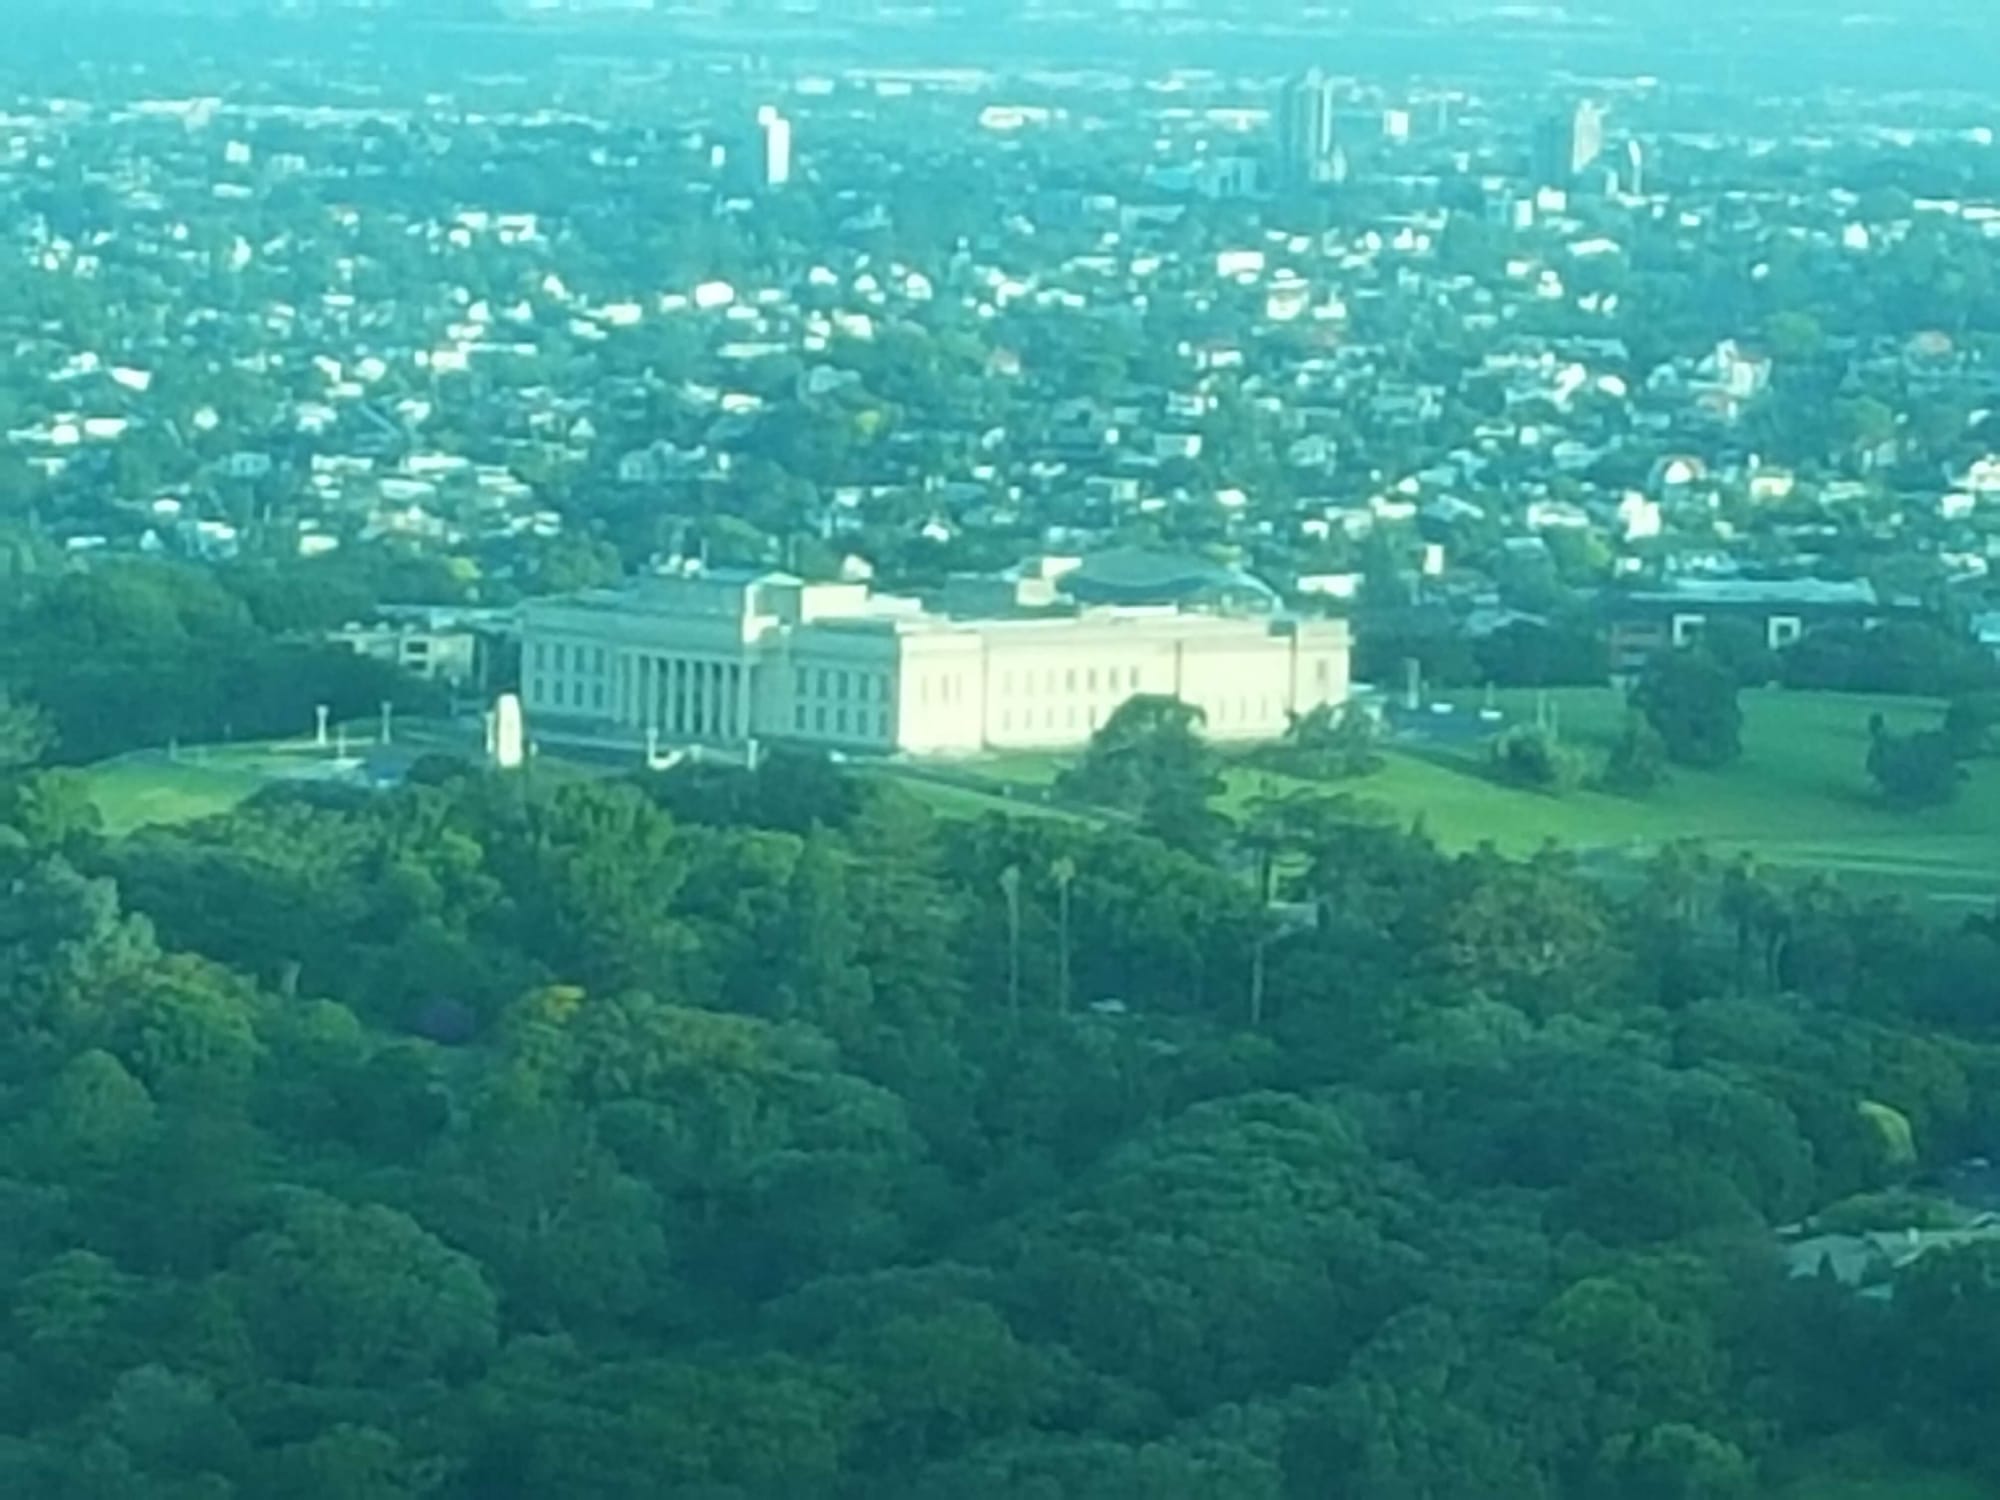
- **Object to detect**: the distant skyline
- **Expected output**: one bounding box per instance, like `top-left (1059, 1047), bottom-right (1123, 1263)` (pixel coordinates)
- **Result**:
top-left (9, 0), bottom-right (2000, 15)
top-left (9, 0), bottom-right (2000, 96)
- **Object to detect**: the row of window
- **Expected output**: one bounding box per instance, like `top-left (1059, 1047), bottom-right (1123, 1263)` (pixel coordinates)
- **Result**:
top-left (914, 673), bottom-right (964, 707)
top-left (793, 666), bottom-right (891, 703)
top-left (989, 697), bottom-right (1283, 737)
top-left (529, 676), bottom-right (606, 712)
top-left (525, 644), bottom-right (1337, 734)
top-left (535, 650), bottom-right (1305, 710)
top-left (998, 705), bottom-right (1101, 735)
top-left (1212, 697), bottom-right (1280, 725)
top-left (794, 704), bottom-right (890, 740)
top-left (996, 664), bottom-right (1144, 698)
top-left (531, 641), bottom-right (607, 676)
top-left (991, 661), bottom-right (1336, 700)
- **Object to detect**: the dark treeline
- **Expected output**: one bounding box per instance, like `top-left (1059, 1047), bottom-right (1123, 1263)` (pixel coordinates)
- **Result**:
top-left (3, 747), bottom-right (2000, 1497)
top-left (0, 556), bottom-right (460, 765)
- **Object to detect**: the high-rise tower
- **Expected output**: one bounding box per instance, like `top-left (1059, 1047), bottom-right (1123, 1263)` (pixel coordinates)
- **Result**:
top-left (1277, 69), bottom-right (1339, 187)
top-left (756, 105), bottom-right (793, 189)
top-left (1533, 99), bottom-right (1605, 186)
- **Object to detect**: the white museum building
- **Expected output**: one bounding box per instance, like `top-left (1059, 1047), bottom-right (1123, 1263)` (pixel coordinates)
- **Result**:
top-left (518, 566), bottom-right (1351, 758)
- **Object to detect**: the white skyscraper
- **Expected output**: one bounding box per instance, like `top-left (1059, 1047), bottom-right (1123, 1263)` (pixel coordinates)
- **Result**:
top-left (756, 105), bottom-right (793, 189)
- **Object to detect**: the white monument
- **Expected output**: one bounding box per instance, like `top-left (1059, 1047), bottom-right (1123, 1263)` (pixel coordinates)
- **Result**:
top-left (487, 692), bottom-right (526, 770)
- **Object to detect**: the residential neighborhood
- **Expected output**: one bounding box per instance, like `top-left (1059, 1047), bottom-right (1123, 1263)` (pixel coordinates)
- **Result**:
top-left (4, 16), bottom-right (1999, 712)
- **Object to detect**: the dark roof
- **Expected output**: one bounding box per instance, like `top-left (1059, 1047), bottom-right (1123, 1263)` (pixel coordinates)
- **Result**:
top-left (1061, 548), bottom-right (1278, 607)
top-left (1628, 578), bottom-right (1878, 609)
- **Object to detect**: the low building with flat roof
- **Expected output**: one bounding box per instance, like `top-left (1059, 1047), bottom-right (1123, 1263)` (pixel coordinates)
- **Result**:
top-left (1603, 577), bottom-right (1891, 674)
top-left (519, 565), bottom-right (1350, 758)
top-left (328, 619), bottom-right (483, 686)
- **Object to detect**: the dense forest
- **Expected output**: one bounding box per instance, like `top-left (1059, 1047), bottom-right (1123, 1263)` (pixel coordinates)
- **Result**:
top-left (2, 729), bottom-right (2000, 1498)
top-left (0, 557), bottom-right (460, 767)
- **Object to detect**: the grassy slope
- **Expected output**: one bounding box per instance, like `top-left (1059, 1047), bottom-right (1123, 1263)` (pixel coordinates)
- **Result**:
top-left (1440, 689), bottom-right (2000, 903)
top-left (873, 772), bottom-right (1077, 822)
top-left (84, 692), bottom-right (2000, 906)
top-left (85, 757), bottom-right (268, 836)
top-left (1371, 690), bottom-right (1992, 850)
top-left (1779, 1481), bottom-right (1989, 1500)
top-left (84, 741), bottom-right (379, 835)
top-left (1773, 1458), bottom-right (1991, 1500)
top-left (968, 689), bottom-right (2000, 906)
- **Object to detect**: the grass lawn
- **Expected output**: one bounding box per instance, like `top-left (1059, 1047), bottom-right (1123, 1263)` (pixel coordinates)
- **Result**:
top-left (874, 774), bottom-right (1075, 822)
top-left (951, 689), bottom-right (2000, 908)
top-left (85, 755), bottom-right (269, 836)
top-left (1770, 1446), bottom-right (1991, 1500)
top-left (1396, 688), bottom-right (2000, 907)
top-left (87, 691), bottom-right (1999, 907)
top-left (963, 751), bottom-right (1070, 788)
top-left (1776, 1479), bottom-right (1989, 1500)
top-left (83, 739), bottom-right (400, 835)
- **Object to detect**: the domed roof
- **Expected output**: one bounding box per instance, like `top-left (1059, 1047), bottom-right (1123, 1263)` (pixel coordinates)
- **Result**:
top-left (1059, 548), bottom-right (1278, 609)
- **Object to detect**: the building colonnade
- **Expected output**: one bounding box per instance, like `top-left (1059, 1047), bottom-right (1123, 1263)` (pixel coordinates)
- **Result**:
top-left (619, 652), bottom-right (752, 741)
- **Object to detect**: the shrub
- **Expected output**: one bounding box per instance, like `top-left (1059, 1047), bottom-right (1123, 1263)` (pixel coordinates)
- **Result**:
top-left (1599, 712), bottom-right (1671, 796)
top-left (1488, 724), bottom-right (1587, 794)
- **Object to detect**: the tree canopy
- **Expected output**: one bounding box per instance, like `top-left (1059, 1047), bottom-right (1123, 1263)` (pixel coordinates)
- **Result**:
top-left (1632, 649), bottom-right (1745, 768)
top-left (0, 750), bottom-right (1994, 1498)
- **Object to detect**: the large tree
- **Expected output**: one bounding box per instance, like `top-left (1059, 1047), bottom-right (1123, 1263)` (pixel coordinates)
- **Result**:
top-left (1631, 650), bottom-right (1744, 768)
top-left (1057, 694), bottom-right (1226, 853)
top-left (1866, 721), bottom-right (1961, 809)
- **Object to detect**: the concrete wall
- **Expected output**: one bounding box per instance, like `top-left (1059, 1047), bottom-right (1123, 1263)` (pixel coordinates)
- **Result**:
top-left (894, 631), bottom-right (988, 755)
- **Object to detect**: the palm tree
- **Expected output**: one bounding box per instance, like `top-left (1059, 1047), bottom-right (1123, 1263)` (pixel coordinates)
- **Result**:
top-left (1720, 857), bottom-right (1789, 992)
top-left (1248, 912), bottom-right (1272, 1030)
top-left (998, 863), bottom-right (1023, 1024)
top-left (1237, 799), bottom-right (1289, 1030)
top-left (1050, 855), bottom-right (1076, 1015)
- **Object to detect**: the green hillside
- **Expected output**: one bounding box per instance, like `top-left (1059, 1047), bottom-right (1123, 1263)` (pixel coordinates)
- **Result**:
top-left (82, 691), bottom-right (2000, 910)
top-left (967, 689), bottom-right (2000, 908)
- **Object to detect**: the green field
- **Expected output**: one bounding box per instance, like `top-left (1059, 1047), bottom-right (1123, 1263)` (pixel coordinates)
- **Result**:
top-left (83, 742), bottom-right (379, 836)
top-left (81, 692), bottom-right (2000, 907)
top-left (77, 714), bottom-right (492, 838)
top-left (870, 770), bottom-right (1078, 823)
top-left (85, 756), bottom-right (269, 835)
top-left (1770, 1444), bottom-right (1991, 1500)
top-left (1777, 1478), bottom-right (1989, 1500)
top-left (957, 689), bottom-right (2000, 908)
